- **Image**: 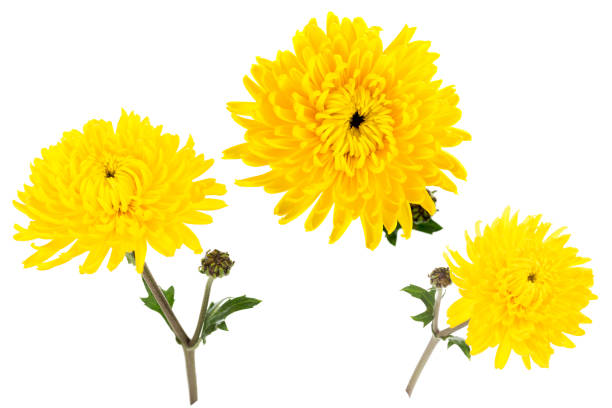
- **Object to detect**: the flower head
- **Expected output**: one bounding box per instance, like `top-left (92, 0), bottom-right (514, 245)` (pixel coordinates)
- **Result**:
top-left (14, 110), bottom-right (227, 274)
top-left (445, 208), bottom-right (596, 369)
top-left (429, 267), bottom-right (451, 288)
top-left (225, 12), bottom-right (470, 249)
top-left (199, 249), bottom-right (234, 278)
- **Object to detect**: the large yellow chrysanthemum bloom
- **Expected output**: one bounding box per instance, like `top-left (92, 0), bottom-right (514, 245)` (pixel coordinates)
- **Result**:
top-left (224, 12), bottom-right (470, 249)
top-left (445, 208), bottom-right (596, 369)
top-left (14, 110), bottom-right (226, 274)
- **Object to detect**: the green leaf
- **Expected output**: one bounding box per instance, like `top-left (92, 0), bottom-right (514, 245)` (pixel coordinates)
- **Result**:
top-left (201, 295), bottom-right (261, 343)
top-left (383, 218), bottom-right (443, 246)
top-left (383, 225), bottom-right (399, 246)
top-left (140, 278), bottom-right (175, 329)
top-left (401, 285), bottom-right (435, 310)
top-left (401, 284), bottom-right (436, 327)
top-left (412, 219), bottom-right (443, 234)
top-left (411, 310), bottom-right (434, 326)
top-left (445, 335), bottom-right (471, 359)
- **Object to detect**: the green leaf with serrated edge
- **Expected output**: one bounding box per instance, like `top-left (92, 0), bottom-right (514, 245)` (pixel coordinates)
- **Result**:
top-left (383, 225), bottom-right (399, 246)
top-left (401, 284), bottom-right (436, 327)
top-left (140, 278), bottom-right (175, 329)
top-left (445, 336), bottom-right (471, 359)
top-left (413, 219), bottom-right (443, 234)
top-left (401, 285), bottom-right (436, 310)
top-left (201, 296), bottom-right (261, 343)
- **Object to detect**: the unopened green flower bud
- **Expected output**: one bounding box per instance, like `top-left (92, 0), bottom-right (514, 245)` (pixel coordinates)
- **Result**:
top-left (199, 249), bottom-right (234, 278)
top-left (429, 267), bottom-right (451, 288)
top-left (411, 189), bottom-right (437, 223)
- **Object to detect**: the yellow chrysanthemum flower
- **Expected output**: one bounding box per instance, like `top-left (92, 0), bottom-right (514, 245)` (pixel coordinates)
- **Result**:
top-left (225, 12), bottom-right (470, 249)
top-left (445, 208), bottom-right (596, 369)
top-left (14, 110), bottom-right (227, 274)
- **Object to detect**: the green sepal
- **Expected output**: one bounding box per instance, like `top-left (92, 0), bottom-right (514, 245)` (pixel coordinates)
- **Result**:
top-left (444, 335), bottom-right (471, 359)
top-left (412, 219), bottom-right (443, 234)
top-left (383, 225), bottom-right (399, 246)
top-left (125, 252), bottom-right (136, 265)
top-left (383, 219), bottom-right (443, 246)
top-left (401, 284), bottom-right (436, 327)
top-left (140, 278), bottom-right (175, 329)
top-left (201, 296), bottom-right (261, 343)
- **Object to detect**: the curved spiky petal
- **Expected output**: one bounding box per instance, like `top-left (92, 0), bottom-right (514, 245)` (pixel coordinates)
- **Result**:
top-left (225, 12), bottom-right (470, 249)
top-left (446, 208), bottom-right (596, 368)
top-left (14, 111), bottom-right (226, 274)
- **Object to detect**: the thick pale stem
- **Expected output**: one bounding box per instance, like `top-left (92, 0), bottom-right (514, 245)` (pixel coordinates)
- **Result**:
top-left (405, 320), bottom-right (469, 396)
top-left (431, 288), bottom-right (442, 335)
top-left (438, 320), bottom-right (469, 338)
top-left (405, 284), bottom-right (470, 397)
top-left (406, 335), bottom-right (440, 397)
top-left (189, 276), bottom-right (215, 348)
top-left (183, 347), bottom-right (198, 405)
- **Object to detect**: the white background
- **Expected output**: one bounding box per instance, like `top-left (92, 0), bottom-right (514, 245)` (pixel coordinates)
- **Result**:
top-left (1, 1), bottom-right (611, 407)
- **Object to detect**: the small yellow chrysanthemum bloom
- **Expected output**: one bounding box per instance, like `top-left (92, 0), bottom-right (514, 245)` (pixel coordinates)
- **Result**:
top-left (14, 111), bottom-right (226, 274)
top-left (445, 208), bottom-right (596, 369)
top-left (225, 12), bottom-right (470, 249)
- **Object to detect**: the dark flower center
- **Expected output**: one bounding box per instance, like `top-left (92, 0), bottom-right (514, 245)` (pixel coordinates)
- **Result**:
top-left (104, 166), bottom-right (116, 178)
top-left (527, 272), bottom-right (537, 283)
top-left (349, 111), bottom-right (366, 129)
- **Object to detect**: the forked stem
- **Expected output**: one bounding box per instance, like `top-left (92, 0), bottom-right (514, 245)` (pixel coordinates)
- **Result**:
top-left (406, 335), bottom-right (440, 397)
top-left (406, 287), bottom-right (469, 397)
top-left (140, 260), bottom-right (209, 405)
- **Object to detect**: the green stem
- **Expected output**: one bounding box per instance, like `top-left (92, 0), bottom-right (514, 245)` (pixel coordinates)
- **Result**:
top-left (141, 262), bottom-right (190, 346)
top-left (183, 347), bottom-right (198, 405)
top-left (406, 334), bottom-right (440, 397)
top-left (406, 284), bottom-right (469, 397)
top-left (138, 259), bottom-right (198, 404)
top-left (438, 320), bottom-right (469, 338)
top-left (188, 276), bottom-right (215, 348)
top-left (406, 319), bottom-right (469, 397)
top-left (431, 288), bottom-right (442, 335)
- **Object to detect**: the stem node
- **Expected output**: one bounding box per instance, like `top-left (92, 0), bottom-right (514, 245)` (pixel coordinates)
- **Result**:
top-left (406, 287), bottom-right (469, 397)
top-left (139, 261), bottom-right (215, 405)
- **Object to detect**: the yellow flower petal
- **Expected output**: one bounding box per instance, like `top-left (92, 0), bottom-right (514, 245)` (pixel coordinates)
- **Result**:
top-left (80, 246), bottom-right (110, 275)
top-left (15, 111), bottom-right (226, 274)
top-left (23, 238), bottom-right (73, 268)
top-left (107, 247), bottom-right (126, 271)
top-left (445, 208), bottom-right (595, 369)
top-left (225, 14), bottom-right (469, 248)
